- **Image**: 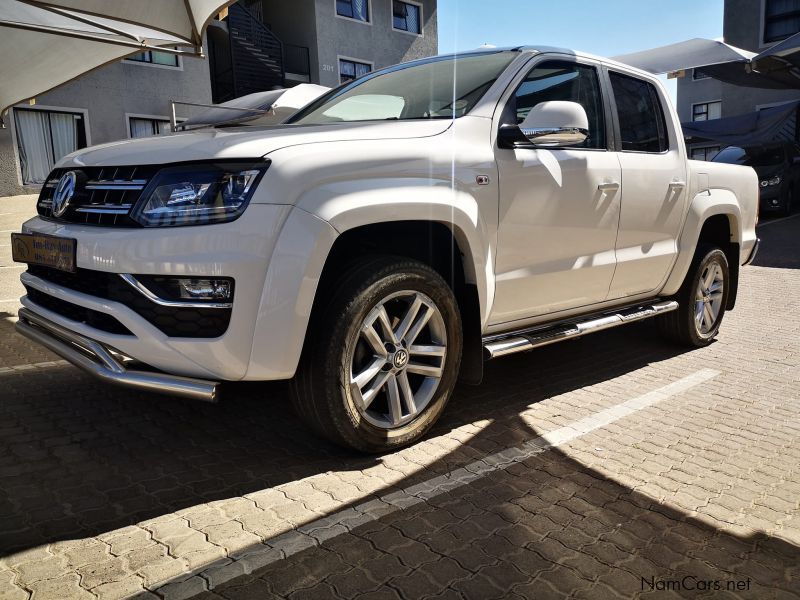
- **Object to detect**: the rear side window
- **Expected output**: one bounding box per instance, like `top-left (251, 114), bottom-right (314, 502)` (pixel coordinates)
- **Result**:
top-left (511, 61), bottom-right (606, 150)
top-left (609, 72), bottom-right (669, 153)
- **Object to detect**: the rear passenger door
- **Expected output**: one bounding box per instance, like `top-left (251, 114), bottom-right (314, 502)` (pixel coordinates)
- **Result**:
top-left (606, 70), bottom-right (689, 299)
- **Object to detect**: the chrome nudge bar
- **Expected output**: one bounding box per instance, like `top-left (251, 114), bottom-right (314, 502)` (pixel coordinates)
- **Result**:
top-left (15, 308), bottom-right (219, 403)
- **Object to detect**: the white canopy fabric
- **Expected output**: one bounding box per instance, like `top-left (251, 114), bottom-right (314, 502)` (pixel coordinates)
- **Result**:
top-left (179, 84), bottom-right (331, 129)
top-left (0, 0), bottom-right (194, 113)
top-left (1, 0), bottom-right (237, 115)
top-left (613, 37), bottom-right (800, 90)
top-left (22, 0), bottom-right (237, 45)
top-left (612, 38), bottom-right (757, 74)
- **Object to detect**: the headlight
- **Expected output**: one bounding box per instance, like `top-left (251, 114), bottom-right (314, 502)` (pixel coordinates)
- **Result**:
top-left (131, 160), bottom-right (269, 227)
top-left (760, 175), bottom-right (782, 188)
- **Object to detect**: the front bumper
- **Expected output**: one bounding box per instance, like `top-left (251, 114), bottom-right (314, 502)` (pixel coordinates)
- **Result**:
top-left (17, 205), bottom-right (292, 381)
top-left (16, 308), bottom-right (219, 401)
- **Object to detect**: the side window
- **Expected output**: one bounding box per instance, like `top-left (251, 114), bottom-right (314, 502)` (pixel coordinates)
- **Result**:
top-left (609, 72), bottom-right (669, 153)
top-left (510, 61), bottom-right (606, 150)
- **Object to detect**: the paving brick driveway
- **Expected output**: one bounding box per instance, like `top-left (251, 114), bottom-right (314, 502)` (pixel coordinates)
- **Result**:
top-left (1, 197), bottom-right (798, 600)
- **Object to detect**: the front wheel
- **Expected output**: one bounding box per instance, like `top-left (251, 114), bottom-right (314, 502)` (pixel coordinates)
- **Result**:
top-left (658, 244), bottom-right (730, 347)
top-left (291, 256), bottom-right (463, 453)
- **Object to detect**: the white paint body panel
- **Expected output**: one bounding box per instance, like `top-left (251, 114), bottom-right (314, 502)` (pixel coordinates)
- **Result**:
top-left (17, 49), bottom-right (760, 383)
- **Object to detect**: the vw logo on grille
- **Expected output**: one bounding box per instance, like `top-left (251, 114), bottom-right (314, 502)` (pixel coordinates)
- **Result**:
top-left (52, 171), bottom-right (78, 217)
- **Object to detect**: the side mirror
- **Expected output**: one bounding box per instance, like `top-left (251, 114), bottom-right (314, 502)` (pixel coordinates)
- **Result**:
top-left (499, 101), bottom-right (589, 149)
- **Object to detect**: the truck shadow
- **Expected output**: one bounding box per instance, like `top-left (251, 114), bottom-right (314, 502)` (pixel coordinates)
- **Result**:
top-left (752, 215), bottom-right (800, 269)
top-left (0, 321), bottom-right (690, 556)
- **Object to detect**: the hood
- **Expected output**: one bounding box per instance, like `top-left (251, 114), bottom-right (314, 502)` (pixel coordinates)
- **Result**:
top-left (58, 120), bottom-right (453, 168)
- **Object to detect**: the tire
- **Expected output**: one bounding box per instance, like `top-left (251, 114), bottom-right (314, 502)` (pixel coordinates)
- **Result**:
top-left (658, 244), bottom-right (730, 347)
top-left (290, 256), bottom-right (463, 453)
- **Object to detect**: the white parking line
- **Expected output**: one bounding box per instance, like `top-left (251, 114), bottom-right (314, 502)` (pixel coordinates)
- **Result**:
top-left (153, 368), bottom-right (721, 600)
top-left (757, 213), bottom-right (800, 228)
top-left (0, 299), bottom-right (19, 303)
top-left (0, 360), bottom-right (69, 375)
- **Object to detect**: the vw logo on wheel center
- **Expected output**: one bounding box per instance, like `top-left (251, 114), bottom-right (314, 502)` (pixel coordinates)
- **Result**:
top-left (392, 348), bottom-right (409, 369)
top-left (52, 171), bottom-right (78, 217)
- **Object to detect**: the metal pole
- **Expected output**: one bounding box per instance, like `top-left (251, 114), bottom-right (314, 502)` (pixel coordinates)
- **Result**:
top-left (170, 101), bottom-right (178, 131)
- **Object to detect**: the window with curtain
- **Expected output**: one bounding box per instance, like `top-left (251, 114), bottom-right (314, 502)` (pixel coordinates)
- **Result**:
top-left (339, 58), bottom-right (372, 83)
top-left (129, 117), bottom-right (173, 138)
top-left (690, 146), bottom-right (721, 161)
top-left (393, 1), bottom-right (421, 34)
top-left (336, 0), bottom-right (369, 22)
top-left (126, 50), bottom-right (180, 67)
top-left (14, 108), bottom-right (86, 185)
top-left (692, 101), bottom-right (722, 121)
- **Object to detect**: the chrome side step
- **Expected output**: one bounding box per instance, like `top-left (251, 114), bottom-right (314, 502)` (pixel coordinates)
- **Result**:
top-left (483, 300), bottom-right (679, 359)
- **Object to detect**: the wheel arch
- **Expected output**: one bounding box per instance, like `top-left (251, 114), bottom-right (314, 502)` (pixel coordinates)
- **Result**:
top-left (662, 189), bottom-right (743, 309)
top-left (309, 220), bottom-right (486, 385)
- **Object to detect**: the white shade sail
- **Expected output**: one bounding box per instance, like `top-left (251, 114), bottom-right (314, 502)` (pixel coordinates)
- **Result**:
top-left (613, 38), bottom-right (756, 74)
top-left (23, 0), bottom-right (237, 45)
top-left (613, 37), bottom-right (800, 90)
top-left (179, 84), bottom-right (331, 129)
top-left (0, 0), bottom-right (236, 114)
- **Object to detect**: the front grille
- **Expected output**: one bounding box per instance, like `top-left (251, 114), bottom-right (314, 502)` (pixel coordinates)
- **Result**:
top-left (24, 286), bottom-right (133, 335)
top-left (37, 166), bottom-right (159, 227)
top-left (26, 266), bottom-right (233, 339)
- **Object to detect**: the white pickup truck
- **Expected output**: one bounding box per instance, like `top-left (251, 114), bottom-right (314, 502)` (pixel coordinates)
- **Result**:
top-left (12, 47), bottom-right (759, 452)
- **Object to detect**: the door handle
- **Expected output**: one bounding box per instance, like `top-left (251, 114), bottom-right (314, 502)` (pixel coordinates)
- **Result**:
top-left (598, 182), bottom-right (620, 192)
top-left (669, 181), bottom-right (686, 190)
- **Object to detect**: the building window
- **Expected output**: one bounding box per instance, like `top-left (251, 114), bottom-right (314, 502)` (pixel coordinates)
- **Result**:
top-left (13, 108), bottom-right (87, 185)
top-left (693, 68), bottom-right (711, 80)
top-left (693, 101), bottom-right (722, 121)
top-left (393, 0), bottom-right (421, 34)
top-left (691, 146), bottom-right (721, 161)
top-left (336, 0), bottom-right (369, 22)
top-left (129, 117), bottom-right (173, 138)
top-left (126, 50), bottom-right (179, 68)
top-left (339, 58), bottom-right (372, 83)
top-left (765, 0), bottom-right (800, 43)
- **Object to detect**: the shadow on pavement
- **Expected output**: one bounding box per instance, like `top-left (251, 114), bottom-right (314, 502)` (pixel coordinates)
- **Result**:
top-left (200, 419), bottom-right (800, 600)
top-left (0, 322), bottom-right (686, 556)
top-left (753, 215), bottom-right (800, 269)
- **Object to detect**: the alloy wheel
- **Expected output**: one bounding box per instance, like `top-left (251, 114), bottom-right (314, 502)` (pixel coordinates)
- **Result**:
top-left (694, 262), bottom-right (725, 335)
top-left (349, 290), bottom-right (447, 429)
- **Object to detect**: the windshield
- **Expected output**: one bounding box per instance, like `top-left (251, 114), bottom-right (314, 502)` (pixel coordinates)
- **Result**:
top-left (713, 146), bottom-right (784, 167)
top-left (289, 51), bottom-right (518, 125)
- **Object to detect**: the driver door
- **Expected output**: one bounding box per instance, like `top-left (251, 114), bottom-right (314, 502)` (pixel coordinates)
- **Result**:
top-left (491, 58), bottom-right (622, 325)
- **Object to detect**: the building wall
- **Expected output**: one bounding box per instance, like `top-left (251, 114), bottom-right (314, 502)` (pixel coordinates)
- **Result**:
top-left (0, 48), bottom-right (212, 197)
top-left (314, 0), bottom-right (438, 88)
top-left (262, 0), bottom-right (438, 88)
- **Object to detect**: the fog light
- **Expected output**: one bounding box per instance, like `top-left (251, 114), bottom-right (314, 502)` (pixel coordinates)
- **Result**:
top-left (772, 199), bottom-right (779, 206)
top-left (132, 275), bottom-right (235, 305)
top-left (178, 279), bottom-right (232, 301)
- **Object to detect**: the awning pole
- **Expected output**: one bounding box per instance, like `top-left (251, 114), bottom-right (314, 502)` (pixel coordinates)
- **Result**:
top-left (170, 101), bottom-right (178, 131)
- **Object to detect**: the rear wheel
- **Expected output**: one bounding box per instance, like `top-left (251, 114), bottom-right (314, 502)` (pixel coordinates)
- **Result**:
top-left (291, 256), bottom-right (462, 453)
top-left (658, 244), bottom-right (730, 347)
